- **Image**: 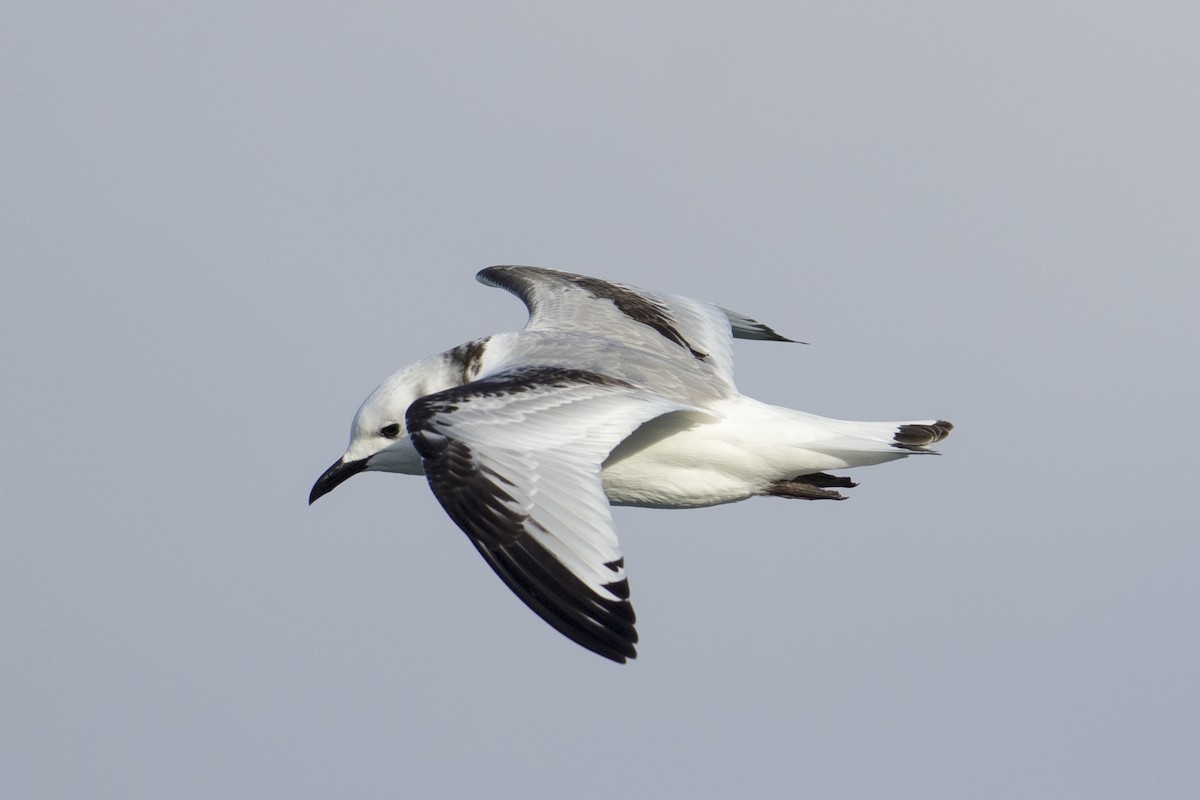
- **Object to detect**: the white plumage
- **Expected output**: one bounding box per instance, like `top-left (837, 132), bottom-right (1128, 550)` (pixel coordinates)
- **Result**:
top-left (310, 266), bottom-right (952, 662)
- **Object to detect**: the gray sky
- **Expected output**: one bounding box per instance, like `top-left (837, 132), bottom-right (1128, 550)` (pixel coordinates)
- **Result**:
top-left (4, 2), bottom-right (1198, 798)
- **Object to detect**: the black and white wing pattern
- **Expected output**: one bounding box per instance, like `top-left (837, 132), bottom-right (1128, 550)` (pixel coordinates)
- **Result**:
top-left (477, 265), bottom-right (795, 389)
top-left (405, 366), bottom-right (696, 663)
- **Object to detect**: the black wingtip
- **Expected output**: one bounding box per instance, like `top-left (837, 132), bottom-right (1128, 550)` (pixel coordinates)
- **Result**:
top-left (722, 307), bottom-right (806, 344)
top-left (469, 537), bottom-right (640, 664)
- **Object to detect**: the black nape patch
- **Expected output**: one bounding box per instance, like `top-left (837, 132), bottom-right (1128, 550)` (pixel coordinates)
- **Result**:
top-left (445, 337), bottom-right (490, 383)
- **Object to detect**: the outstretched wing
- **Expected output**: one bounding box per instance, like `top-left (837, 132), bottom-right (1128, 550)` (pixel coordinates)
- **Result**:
top-left (405, 366), bottom-right (696, 663)
top-left (478, 265), bottom-right (795, 388)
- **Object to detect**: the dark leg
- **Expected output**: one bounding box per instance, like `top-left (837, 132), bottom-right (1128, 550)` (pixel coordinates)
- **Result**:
top-left (763, 473), bottom-right (857, 501)
top-left (794, 472), bottom-right (858, 489)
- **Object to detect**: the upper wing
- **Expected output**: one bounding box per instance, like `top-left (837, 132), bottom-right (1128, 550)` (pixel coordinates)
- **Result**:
top-left (405, 366), bottom-right (696, 663)
top-left (477, 265), bottom-right (796, 388)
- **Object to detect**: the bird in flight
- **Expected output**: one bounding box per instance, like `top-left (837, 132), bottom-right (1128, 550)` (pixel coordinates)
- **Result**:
top-left (310, 266), bottom-right (952, 662)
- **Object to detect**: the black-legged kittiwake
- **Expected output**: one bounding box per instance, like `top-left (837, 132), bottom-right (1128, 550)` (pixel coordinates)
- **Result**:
top-left (310, 266), bottom-right (952, 663)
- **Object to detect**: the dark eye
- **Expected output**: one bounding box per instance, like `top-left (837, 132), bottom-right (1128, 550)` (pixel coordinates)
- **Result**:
top-left (379, 423), bottom-right (401, 439)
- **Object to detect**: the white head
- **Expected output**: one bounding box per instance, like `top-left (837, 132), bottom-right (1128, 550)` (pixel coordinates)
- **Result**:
top-left (309, 356), bottom-right (455, 504)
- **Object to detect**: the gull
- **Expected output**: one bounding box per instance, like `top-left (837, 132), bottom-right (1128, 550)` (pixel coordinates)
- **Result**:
top-left (309, 266), bottom-right (952, 663)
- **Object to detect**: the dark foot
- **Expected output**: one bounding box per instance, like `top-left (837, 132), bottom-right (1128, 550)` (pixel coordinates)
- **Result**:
top-left (764, 477), bottom-right (851, 501)
top-left (793, 472), bottom-right (859, 489)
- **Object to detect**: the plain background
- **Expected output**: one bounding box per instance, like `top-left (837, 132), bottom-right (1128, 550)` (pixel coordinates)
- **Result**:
top-left (4, 2), bottom-right (1197, 798)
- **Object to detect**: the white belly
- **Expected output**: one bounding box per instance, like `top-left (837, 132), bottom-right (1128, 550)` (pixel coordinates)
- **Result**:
top-left (599, 398), bottom-right (910, 509)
